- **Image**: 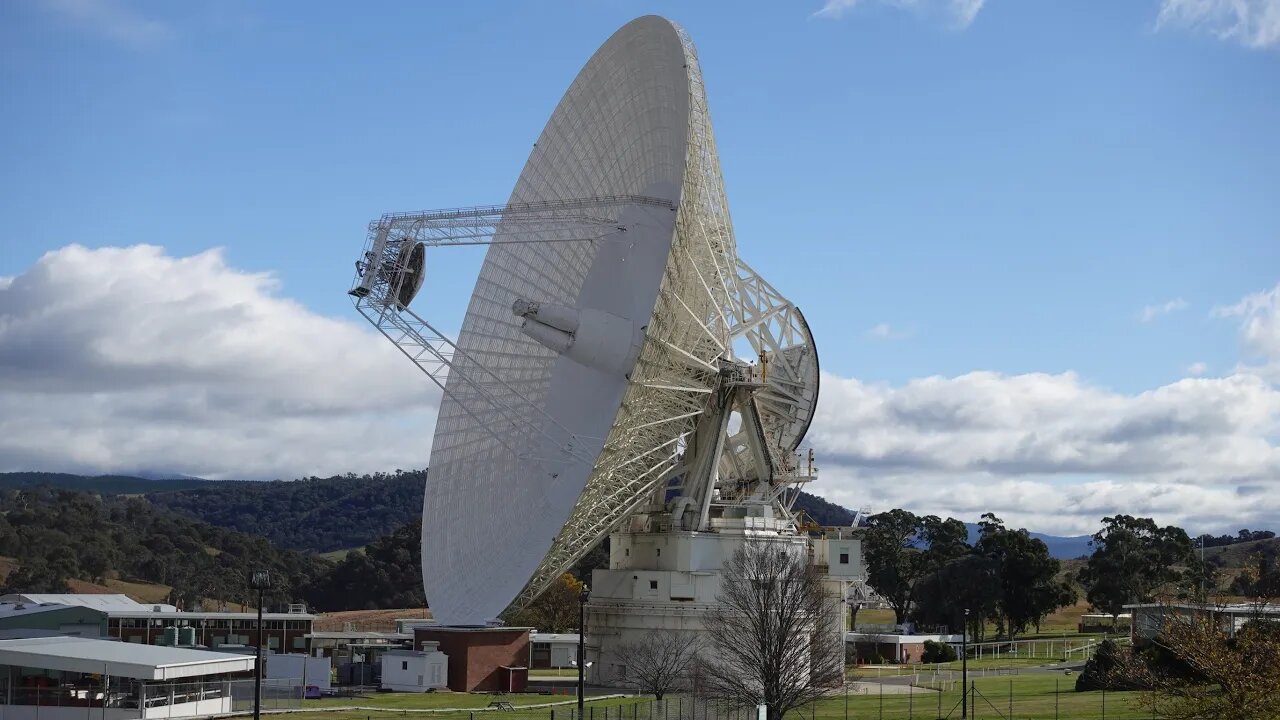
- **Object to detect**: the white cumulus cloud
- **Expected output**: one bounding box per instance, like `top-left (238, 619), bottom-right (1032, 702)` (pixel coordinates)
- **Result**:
top-left (813, 0), bottom-right (986, 28)
top-left (0, 245), bottom-right (439, 479)
top-left (1216, 281), bottom-right (1280, 379)
top-left (1156, 0), bottom-right (1280, 49)
top-left (1139, 297), bottom-right (1189, 322)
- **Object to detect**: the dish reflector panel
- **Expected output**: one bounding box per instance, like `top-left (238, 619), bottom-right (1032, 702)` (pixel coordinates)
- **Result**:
top-left (422, 16), bottom-right (703, 625)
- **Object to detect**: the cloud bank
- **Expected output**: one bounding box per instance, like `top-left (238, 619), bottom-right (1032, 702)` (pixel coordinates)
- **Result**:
top-left (2, 244), bottom-right (1278, 536)
top-left (807, 284), bottom-right (1280, 535)
top-left (0, 245), bottom-right (438, 479)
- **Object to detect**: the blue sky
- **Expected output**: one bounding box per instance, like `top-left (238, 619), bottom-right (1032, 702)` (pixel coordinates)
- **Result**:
top-left (1, 0), bottom-right (1278, 535)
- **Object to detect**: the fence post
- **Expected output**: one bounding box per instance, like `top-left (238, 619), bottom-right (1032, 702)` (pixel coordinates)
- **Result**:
top-left (879, 681), bottom-right (883, 720)
top-left (1008, 678), bottom-right (1012, 719)
top-left (844, 684), bottom-right (848, 720)
top-left (1055, 678), bottom-right (1059, 720)
top-left (1102, 686), bottom-right (1106, 720)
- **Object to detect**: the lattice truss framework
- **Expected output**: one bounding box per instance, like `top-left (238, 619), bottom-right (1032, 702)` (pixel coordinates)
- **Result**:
top-left (350, 23), bottom-right (819, 613)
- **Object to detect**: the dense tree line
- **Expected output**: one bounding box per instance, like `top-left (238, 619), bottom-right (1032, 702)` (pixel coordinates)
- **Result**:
top-left (148, 470), bottom-right (427, 552)
top-left (1195, 528), bottom-right (1276, 548)
top-left (862, 510), bottom-right (1075, 640)
top-left (0, 488), bottom-right (328, 609)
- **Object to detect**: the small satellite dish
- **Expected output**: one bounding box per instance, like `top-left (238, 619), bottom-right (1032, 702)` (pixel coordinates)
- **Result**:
top-left (349, 16), bottom-right (820, 628)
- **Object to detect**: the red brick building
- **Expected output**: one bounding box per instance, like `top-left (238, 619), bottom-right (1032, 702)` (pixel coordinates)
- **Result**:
top-left (414, 626), bottom-right (530, 692)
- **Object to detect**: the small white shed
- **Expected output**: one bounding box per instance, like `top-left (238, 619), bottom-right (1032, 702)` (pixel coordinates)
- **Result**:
top-left (265, 653), bottom-right (332, 690)
top-left (380, 645), bottom-right (447, 692)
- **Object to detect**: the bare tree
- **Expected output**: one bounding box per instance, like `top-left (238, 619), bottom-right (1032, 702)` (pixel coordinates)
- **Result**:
top-left (1133, 599), bottom-right (1280, 720)
top-left (614, 630), bottom-right (701, 700)
top-left (699, 540), bottom-right (845, 720)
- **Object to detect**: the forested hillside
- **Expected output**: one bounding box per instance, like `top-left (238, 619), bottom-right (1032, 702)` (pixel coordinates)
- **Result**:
top-left (0, 487), bottom-right (329, 608)
top-left (148, 471), bottom-right (426, 552)
top-left (796, 491), bottom-right (858, 526)
top-left (304, 520), bottom-right (425, 610)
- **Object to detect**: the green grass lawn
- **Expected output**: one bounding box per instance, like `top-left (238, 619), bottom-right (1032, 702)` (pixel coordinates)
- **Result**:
top-left (283, 679), bottom-right (1150, 720)
top-left (527, 669), bottom-right (581, 678)
top-left (802, 674), bottom-right (1150, 720)
top-left (286, 694), bottom-right (646, 720)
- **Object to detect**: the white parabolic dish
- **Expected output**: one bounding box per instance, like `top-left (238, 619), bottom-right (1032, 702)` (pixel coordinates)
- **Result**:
top-left (423, 16), bottom-right (748, 625)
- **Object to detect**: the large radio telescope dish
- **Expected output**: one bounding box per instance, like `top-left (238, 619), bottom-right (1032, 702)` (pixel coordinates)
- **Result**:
top-left (349, 16), bottom-right (819, 626)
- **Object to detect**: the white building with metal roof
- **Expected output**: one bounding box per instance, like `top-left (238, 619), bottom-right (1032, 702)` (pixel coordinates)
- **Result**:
top-left (0, 595), bottom-right (176, 613)
top-left (0, 635), bottom-right (256, 719)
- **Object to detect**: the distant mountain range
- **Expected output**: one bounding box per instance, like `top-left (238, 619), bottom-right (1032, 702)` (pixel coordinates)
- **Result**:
top-left (0, 471), bottom-right (1097, 559)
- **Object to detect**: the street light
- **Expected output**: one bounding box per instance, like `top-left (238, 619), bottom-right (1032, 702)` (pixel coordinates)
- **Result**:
top-left (577, 587), bottom-right (590, 720)
top-left (961, 607), bottom-right (969, 720)
top-left (249, 570), bottom-right (272, 720)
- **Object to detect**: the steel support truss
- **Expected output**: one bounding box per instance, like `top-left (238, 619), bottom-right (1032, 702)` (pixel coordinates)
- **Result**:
top-left (349, 195), bottom-right (674, 468)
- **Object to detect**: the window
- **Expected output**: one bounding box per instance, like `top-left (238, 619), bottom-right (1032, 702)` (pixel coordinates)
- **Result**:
top-left (402, 661), bottom-right (409, 671)
top-left (625, 548), bottom-right (629, 556)
top-left (656, 548), bottom-right (661, 557)
top-left (839, 553), bottom-right (849, 565)
top-left (649, 580), bottom-right (658, 590)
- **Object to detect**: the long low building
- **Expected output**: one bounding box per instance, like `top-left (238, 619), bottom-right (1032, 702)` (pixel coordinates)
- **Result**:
top-left (0, 603), bottom-right (108, 638)
top-left (0, 635), bottom-right (255, 720)
top-left (1126, 602), bottom-right (1280, 646)
top-left (0, 595), bottom-right (314, 652)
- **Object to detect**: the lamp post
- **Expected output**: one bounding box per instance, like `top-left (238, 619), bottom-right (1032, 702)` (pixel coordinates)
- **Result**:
top-left (577, 587), bottom-right (589, 720)
top-left (961, 608), bottom-right (969, 719)
top-left (249, 570), bottom-right (272, 720)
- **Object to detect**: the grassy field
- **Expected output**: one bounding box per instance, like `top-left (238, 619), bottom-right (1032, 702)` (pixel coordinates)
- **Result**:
top-left (852, 600), bottom-right (1129, 641)
top-left (285, 694), bottom-right (644, 720)
top-left (320, 547), bottom-right (362, 562)
top-left (279, 678), bottom-right (1149, 720)
top-left (810, 674), bottom-right (1150, 720)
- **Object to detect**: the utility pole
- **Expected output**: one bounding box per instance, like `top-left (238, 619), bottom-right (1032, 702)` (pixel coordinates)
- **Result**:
top-left (962, 607), bottom-right (969, 720)
top-left (578, 587), bottom-right (590, 720)
top-left (249, 570), bottom-right (272, 720)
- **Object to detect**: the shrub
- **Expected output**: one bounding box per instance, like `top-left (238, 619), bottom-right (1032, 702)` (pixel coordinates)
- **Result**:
top-left (922, 640), bottom-right (957, 663)
top-left (1075, 639), bottom-right (1147, 691)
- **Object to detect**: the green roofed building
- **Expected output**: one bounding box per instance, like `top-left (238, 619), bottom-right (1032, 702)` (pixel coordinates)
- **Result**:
top-left (0, 602), bottom-right (107, 638)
